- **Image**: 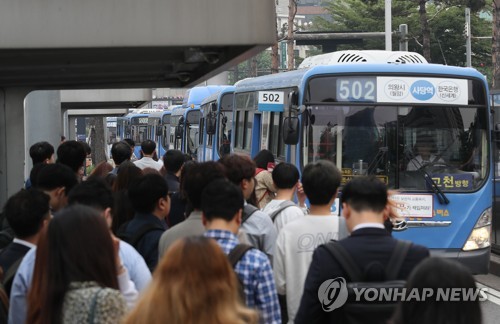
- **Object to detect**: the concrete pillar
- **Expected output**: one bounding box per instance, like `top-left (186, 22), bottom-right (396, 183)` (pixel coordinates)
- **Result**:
top-left (68, 116), bottom-right (77, 140)
top-left (0, 88), bottom-right (32, 206)
top-left (61, 109), bottom-right (69, 140)
top-left (24, 91), bottom-right (62, 180)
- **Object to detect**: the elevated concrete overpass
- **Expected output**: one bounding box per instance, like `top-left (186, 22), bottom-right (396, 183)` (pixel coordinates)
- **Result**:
top-left (0, 0), bottom-right (276, 205)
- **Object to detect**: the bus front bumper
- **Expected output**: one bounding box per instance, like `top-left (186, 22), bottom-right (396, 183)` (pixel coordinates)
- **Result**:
top-left (429, 247), bottom-right (490, 275)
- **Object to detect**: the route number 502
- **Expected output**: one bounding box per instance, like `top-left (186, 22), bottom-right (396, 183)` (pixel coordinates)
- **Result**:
top-left (259, 91), bottom-right (284, 104)
top-left (337, 78), bottom-right (376, 102)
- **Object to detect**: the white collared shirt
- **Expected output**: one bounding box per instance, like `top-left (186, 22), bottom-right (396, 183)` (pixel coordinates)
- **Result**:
top-left (12, 238), bottom-right (36, 249)
top-left (352, 222), bottom-right (385, 232)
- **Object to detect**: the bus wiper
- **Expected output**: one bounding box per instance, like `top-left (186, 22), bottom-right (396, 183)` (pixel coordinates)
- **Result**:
top-left (405, 151), bottom-right (450, 205)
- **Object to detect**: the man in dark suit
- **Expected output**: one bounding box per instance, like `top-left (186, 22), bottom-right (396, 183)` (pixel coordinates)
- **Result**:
top-left (0, 189), bottom-right (50, 296)
top-left (295, 176), bottom-right (429, 324)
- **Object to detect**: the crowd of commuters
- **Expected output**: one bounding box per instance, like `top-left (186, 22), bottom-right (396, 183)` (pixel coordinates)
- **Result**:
top-left (0, 139), bottom-right (484, 324)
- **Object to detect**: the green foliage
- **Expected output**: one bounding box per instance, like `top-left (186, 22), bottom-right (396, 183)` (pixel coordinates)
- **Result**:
top-left (317, 0), bottom-right (492, 84)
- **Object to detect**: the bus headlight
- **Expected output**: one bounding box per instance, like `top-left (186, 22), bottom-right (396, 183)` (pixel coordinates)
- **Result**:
top-left (462, 207), bottom-right (491, 251)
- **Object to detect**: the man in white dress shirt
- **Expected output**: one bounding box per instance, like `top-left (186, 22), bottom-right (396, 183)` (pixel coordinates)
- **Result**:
top-left (133, 140), bottom-right (163, 171)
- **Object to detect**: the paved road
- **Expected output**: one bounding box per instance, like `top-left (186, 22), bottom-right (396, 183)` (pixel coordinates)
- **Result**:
top-left (476, 274), bottom-right (500, 323)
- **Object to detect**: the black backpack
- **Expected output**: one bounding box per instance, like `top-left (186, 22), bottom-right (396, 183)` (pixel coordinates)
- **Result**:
top-left (322, 240), bottom-right (412, 324)
top-left (227, 244), bottom-right (253, 303)
top-left (116, 222), bottom-right (164, 248)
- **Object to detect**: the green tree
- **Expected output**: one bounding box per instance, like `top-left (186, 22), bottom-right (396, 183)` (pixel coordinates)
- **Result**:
top-left (317, 0), bottom-right (491, 73)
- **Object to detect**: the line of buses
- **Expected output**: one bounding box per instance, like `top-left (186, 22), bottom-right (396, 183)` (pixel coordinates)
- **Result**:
top-left (111, 50), bottom-right (500, 274)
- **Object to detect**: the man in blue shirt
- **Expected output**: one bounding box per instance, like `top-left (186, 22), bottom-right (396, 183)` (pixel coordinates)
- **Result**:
top-left (202, 179), bottom-right (281, 324)
top-left (8, 178), bottom-right (150, 324)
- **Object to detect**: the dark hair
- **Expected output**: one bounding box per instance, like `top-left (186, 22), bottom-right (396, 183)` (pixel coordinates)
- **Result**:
top-left (391, 258), bottom-right (482, 324)
top-left (341, 176), bottom-right (387, 213)
top-left (128, 174), bottom-right (168, 213)
top-left (140, 140), bottom-right (156, 155)
top-left (29, 163), bottom-right (48, 188)
top-left (27, 204), bottom-right (118, 324)
top-left (183, 161), bottom-right (225, 209)
top-left (112, 161), bottom-right (143, 192)
top-left (80, 141), bottom-right (91, 155)
top-left (302, 160), bottom-right (341, 205)
top-left (272, 163), bottom-right (299, 189)
top-left (111, 141), bottom-right (132, 166)
top-left (201, 179), bottom-right (243, 222)
top-left (29, 142), bottom-right (54, 165)
top-left (36, 163), bottom-right (78, 193)
top-left (123, 138), bottom-right (135, 148)
top-left (68, 178), bottom-right (114, 211)
top-left (3, 189), bottom-right (50, 238)
top-left (56, 140), bottom-right (87, 173)
top-left (253, 149), bottom-right (275, 170)
top-left (219, 154), bottom-right (255, 185)
top-left (163, 150), bottom-right (185, 174)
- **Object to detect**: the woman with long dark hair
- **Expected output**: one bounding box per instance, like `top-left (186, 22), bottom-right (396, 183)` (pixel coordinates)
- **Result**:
top-left (124, 236), bottom-right (258, 324)
top-left (27, 205), bottom-right (127, 324)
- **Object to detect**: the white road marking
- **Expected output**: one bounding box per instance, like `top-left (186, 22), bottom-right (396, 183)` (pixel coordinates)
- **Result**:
top-left (477, 283), bottom-right (500, 306)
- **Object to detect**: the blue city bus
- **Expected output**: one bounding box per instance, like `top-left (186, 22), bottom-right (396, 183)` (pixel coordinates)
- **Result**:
top-left (233, 50), bottom-right (492, 273)
top-left (170, 107), bottom-right (202, 159)
top-left (147, 111), bottom-right (172, 157)
top-left (491, 90), bottom-right (500, 253)
top-left (169, 86), bottom-right (228, 160)
top-left (125, 113), bottom-right (148, 157)
top-left (199, 86), bottom-right (235, 161)
top-left (116, 115), bottom-right (130, 142)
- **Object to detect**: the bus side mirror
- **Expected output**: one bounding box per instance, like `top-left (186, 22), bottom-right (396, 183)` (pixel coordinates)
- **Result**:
top-left (210, 102), bottom-right (217, 112)
top-left (495, 123), bottom-right (500, 149)
top-left (206, 117), bottom-right (216, 135)
top-left (156, 128), bottom-right (163, 136)
top-left (175, 125), bottom-right (183, 139)
top-left (283, 117), bottom-right (299, 145)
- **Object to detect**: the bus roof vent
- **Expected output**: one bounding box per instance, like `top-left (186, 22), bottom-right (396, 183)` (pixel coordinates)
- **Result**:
top-left (298, 50), bottom-right (428, 69)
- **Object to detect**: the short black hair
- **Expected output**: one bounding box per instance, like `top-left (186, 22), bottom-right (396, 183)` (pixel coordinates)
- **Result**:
top-left (123, 138), bottom-right (135, 148)
top-left (111, 141), bottom-right (132, 165)
top-left (128, 174), bottom-right (168, 213)
top-left (37, 163), bottom-right (78, 193)
top-left (80, 141), bottom-right (91, 155)
top-left (68, 178), bottom-right (114, 211)
top-left (201, 179), bottom-right (243, 222)
top-left (341, 176), bottom-right (387, 213)
top-left (29, 141), bottom-right (54, 165)
top-left (302, 160), bottom-right (341, 205)
top-left (3, 189), bottom-right (50, 238)
top-left (30, 163), bottom-right (48, 188)
top-left (253, 149), bottom-right (275, 170)
top-left (163, 150), bottom-right (185, 173)
top-left (272, 163), bottom-right (299, 189)
top-left (140, 140), bottom-right (156, 155)
top-left (183, 161), bottom-right (225, 209)
top-left (56, 140), bottom-right (87, 173)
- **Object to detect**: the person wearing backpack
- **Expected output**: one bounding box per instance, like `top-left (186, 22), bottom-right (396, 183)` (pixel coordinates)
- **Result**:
top-left (118, 174), bottom-right (170, 271)
top-left (295, 176), bottom-right (429, 324)
top-left (262, 163), bottom-right (306, 233)
top-left (273, 160), bottom-right (345, 324)
top-left (219, 154), bottom-right (277, 262)
top-left (202, 179), bottom-right (281, 324)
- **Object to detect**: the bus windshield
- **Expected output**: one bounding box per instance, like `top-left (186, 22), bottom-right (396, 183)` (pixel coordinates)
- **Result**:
top-left (303, 104), bottom-right (489, 192)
